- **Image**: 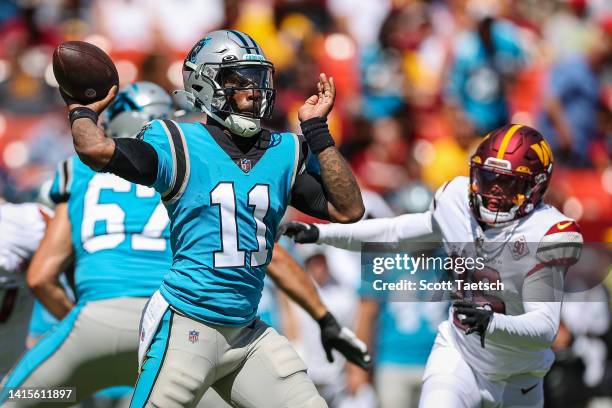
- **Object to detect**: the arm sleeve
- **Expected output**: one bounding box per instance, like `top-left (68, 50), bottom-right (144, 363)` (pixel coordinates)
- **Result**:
top-left (290, 171), bottom-right (330, 221)
top-left (296, 134), bottom-right (310, 176)
top-left (486, 299), bottom-right (561, 350)
top-left (314, 179), bottom-right (446, 250)
top-left (102, 120), bottom-right (174, 193)
top-left (486, 228), bottom-right (583, 349)
top-left (317, 211), bottom-right (438, 251)
top-left (102, 138), bottom-right (159, 186)
top-left (49, 158), bottom-right (74, 204)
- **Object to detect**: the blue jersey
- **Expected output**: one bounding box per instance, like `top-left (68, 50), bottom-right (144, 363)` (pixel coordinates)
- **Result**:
top-left (446, 20), bottom-right (523, 133)
top-left (361, 261), bottom-right (448, 366)
top-left (141, 120), bottom-right (300, 326)
top-left (376, 301), bottom-right (447, 366)
top-left (49, 156), bottom-right (171, 303)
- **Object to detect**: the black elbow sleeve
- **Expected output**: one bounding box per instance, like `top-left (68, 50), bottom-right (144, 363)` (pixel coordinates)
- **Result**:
top-left (290, 172), bottom-right (331, 221)
top-left (102, 138), bottom-right (158, 186)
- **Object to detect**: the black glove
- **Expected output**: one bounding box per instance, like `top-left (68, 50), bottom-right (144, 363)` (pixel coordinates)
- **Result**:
top-left (318, 312), bottom-right (371, 370)
top-left (277, 222), bottom-right (319, 243)
top-left (453, 300), bottom-right (493, 348)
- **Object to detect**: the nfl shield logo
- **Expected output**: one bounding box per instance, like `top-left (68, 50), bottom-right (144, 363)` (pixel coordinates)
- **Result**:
top-left (188, 330), bottom-right (199, 344)
top-left (239, 158), bottom-right (252, 173)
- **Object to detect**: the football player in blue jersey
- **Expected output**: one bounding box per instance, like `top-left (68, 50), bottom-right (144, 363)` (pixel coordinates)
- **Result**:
top-left (65, 30), bottom-right (364, 408)
top-left (0, 81), bottom-right (175, 406)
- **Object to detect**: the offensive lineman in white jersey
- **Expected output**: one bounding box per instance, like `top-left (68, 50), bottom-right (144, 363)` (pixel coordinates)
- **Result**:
top-left (0, 201), bottom-right (51, 378)
top-left (280, 124), bottom-right (584, 407)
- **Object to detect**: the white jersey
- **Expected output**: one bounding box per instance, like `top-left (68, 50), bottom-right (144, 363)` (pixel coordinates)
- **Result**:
top-left (316, 176), bottom-right (583, 381)
top-left (0, 202), bottom-right (49, 287)
top-left (431, 176), bottom-right (582, 380)
top-left (0, 202), bottom-right (50, 377)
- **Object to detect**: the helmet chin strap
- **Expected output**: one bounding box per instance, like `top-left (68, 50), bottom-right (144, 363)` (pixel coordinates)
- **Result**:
top-left (475, 194), bottom-right (519, 225)
top-left (174, 90), bottom-right (261, 138)
top-left (222, 114), bottom-right (261, 138)
top-left (176, 87), bottom-right (263, 137)
top-left (478, 205), bottom-right (518, 225)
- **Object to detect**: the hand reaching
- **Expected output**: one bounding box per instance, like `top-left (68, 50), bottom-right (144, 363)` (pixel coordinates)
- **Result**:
top-left (276, 222), bottom-right (319, 243)
top-left (298, 73), bottom-right (335, 122)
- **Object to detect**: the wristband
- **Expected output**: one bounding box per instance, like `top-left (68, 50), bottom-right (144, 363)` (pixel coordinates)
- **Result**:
top-left (300, 117), bottom-right (335, 154)
top-left (69, 107), bottom-right (98, 127)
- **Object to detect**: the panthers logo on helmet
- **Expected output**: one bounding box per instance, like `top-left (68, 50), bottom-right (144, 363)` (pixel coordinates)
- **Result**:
top-left (187, 37), bottom-right (212, 64)
top-left (181, 30), bottom-right (276, 138)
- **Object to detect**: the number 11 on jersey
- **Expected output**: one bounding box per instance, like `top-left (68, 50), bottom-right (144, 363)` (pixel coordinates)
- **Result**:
top-left (211, 182), bottom-right (270, 268)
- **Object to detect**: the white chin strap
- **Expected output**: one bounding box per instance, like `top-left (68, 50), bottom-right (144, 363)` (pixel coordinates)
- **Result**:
top-left (222, 114), bottom-right (260, 138)
top-left (172, 90), bottom-right (261, 137)
top-left (478, 205), bottom-right (518, 225)
top-left (475, 193), bottom-right (520, 225)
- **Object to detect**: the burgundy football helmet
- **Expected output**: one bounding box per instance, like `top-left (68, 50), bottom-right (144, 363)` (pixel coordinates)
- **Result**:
top-left (469, 124), bottom-right (553, 224)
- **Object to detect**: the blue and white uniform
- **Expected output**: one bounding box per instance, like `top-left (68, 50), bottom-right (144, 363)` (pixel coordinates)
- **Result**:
top-left (0, 156), bottom-right (171, 406)
top-left (132, 120), bottom-right (324, 408)
top-left (144, 120), bottom-right (296, 326)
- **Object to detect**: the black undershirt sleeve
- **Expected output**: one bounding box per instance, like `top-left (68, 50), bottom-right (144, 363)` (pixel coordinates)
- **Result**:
top-left (296, 134), bottom-right (309, 175)
top-left (101, 138), bottom-right (159, 186)
top-left (290, 171), bottom-right (331, 221)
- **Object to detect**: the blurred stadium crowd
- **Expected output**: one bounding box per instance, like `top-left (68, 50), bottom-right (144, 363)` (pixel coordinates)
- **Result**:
top-left (1, 0), bottom-right (612, 407)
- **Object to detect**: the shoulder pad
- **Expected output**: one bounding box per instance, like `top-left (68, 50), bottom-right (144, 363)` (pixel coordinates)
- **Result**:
top-left (536, 220), bottom-right (583, 265)
top-left (431, 177), bottom-right (467, 211)
top-left (545, 220), bottom-right (581, 235)
top-left (430, 181), bottom-right (449, 211)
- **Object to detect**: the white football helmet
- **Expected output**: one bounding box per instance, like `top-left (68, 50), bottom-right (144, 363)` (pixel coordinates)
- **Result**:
top-left (178, 30), bottom-right (275, 137)
top-left (101, 81), bottom-right (173, 139)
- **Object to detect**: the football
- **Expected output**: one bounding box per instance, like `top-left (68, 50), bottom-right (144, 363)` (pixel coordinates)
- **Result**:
top-left (52, 41), bottom-right (119, 104)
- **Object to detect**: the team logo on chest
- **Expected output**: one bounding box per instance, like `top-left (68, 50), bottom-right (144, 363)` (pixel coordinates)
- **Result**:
top-left (510, 235), bottom-right (529, 260)
top-left (239, 158), bottom-right (252, 173)
top-left (188, 330), bottom-right (199, 343)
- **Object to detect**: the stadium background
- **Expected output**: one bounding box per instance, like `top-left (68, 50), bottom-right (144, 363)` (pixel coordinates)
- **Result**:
top-left (0, 0), bottom-right (611, 407)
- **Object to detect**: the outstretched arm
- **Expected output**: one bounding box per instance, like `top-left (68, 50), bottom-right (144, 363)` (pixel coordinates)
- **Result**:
top-left (26, 203), bottom-right (74, 319)
top-left (280, 211), bottom-right (439, 251)
top-left (297, 74), bottom-right (364, 223)
top-left (267, 245), bottom-right (371, 369)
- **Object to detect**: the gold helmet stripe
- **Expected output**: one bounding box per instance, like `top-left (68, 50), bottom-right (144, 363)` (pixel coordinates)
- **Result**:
top-left (496, 124), bottom-right (523, 159)
top-left (530, 141), bottom-right (552, 166)
top-left (540, 139), bottom-right (554, 163)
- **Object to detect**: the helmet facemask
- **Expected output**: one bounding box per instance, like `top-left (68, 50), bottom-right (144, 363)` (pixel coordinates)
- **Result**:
top-left (214, 65), bottom-right (275, 119)
top-left (183, 60), bottom-right (276, 137)
top-left (470, 164), bottom-right (532, 225)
